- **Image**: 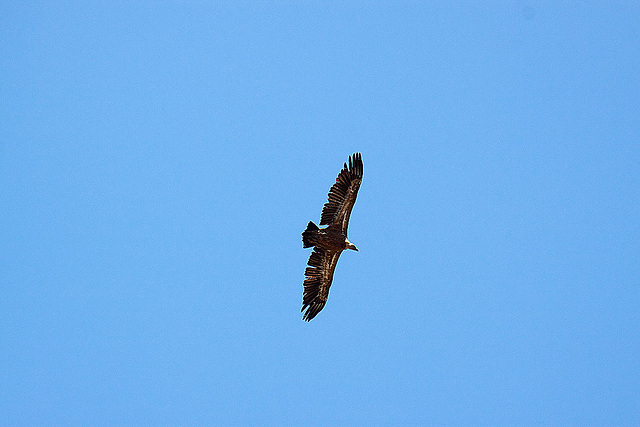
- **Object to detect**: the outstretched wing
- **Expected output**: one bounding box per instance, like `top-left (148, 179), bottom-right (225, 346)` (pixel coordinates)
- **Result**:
top-left (301, 247), bottom-right (342, 321)
top-left (319, 152), bottom-right (363, 234)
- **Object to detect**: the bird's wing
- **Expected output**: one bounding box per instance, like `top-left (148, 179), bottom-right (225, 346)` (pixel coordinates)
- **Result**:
top-left (301, 248), bottom-right (342, 321)
top-left (319, 152), bottom-right (363, 235)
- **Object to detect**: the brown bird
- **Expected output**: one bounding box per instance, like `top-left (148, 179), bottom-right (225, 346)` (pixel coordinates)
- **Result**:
top-left (301, 152), bottom-right (363, 321)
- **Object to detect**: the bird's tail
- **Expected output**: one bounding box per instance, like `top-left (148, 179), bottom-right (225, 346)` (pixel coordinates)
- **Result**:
top-left (302, 221), bottom-right (320, 248)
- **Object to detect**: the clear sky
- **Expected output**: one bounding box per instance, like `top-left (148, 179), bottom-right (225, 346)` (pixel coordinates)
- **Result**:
top-left (1, 2), bottom-right (638, 425)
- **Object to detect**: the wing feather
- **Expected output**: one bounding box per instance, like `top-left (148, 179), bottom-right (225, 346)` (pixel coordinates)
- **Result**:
top-left (319, 153), bottom-right (363, 234)
top-left (301, 248), bottom-right (342, 321)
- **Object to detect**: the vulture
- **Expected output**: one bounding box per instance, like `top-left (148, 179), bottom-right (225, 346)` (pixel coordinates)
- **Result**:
top-left (301, 152), bottom-right (363, 321)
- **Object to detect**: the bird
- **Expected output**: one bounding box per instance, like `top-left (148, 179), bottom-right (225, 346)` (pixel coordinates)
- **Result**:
top-left (301, 152), bottom-right (363, 321)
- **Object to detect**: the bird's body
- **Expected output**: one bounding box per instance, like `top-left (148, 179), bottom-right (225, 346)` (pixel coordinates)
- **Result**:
top-left (301, 153), bottom-right (363, 321)
top-left (302, 221), bottom-right (356, 252)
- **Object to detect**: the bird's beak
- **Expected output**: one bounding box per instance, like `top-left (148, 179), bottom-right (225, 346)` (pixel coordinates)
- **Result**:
top-left (348, 243), bottom-right (359, 252)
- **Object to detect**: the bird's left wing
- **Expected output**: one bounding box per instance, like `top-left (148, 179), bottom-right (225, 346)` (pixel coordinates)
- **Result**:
top-left (301, 248), bottom-right (342, 321)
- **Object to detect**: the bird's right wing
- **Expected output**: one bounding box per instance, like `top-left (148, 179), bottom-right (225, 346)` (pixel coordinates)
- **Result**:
top-left (319, 152), bottom-right (363, 235)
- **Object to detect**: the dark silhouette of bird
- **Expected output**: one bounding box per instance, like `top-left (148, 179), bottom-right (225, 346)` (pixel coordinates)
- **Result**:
top-left (301, 153), bottom-right (363, 321)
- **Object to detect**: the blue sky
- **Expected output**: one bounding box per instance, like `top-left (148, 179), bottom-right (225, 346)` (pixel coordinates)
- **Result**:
top-left (1, 2), bottom-right (639, 425)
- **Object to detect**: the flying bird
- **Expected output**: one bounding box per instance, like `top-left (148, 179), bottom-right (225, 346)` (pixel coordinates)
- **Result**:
top-left (301, 152), bottom-right (363, 321)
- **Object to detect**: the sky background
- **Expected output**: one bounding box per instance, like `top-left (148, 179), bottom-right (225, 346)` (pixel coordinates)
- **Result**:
top-left (1, 1), bottom-right (639, 425)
